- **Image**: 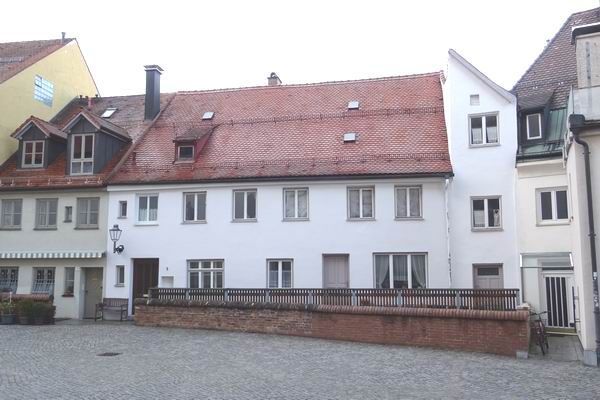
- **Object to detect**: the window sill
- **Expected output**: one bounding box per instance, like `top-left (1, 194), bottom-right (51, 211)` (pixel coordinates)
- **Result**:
top-left (174, 160), bottom-right (194, 164)
top-left (231, 219), bottom-right (257, 223)
top-left (117, 216), bottom-right (127, 220)
top-left (0, 227), bottom-right (22, 231)
top-left (469, 143), bottom-right (500, 148)
top-left (282, 218), bottom-right (310, 222)
top-left (34, 227), bottom-right (57, 231)
top-left (135, 222), bottom-right (159, 226)
top-left (182, 220), bottom-right (207, 225)
top-left (74, 226), bottom-right (99, 230)
top-left (536, 221), bottom-right (570, 227)
top-left (62, 294), bottom-right (74, 298)
top-left (114, 284), bottom-right (125, 287)
top-left (471, 227), bottom-right (503, 232)
top-left (347, 218), bottom-right (376, 222)
top-left (394, 217), bottom-right (424, 221)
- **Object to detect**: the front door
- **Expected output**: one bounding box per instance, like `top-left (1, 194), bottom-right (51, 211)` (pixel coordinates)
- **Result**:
top-left (84, 268), bottom-right (103, 319)
top-left (473, 264), bottom-right (504, 289)
top-left (132, 259), bottom-right (159, 314)
top-left (542, 272), bottom-right (576, 329)
top-left (323, 255), bottom-right (349, 288)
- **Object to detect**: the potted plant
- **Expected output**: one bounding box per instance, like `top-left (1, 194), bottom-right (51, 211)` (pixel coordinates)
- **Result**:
top-left (31, 302), bottom-right (49, 325)
top-left (16, 300), bottom-right (33, 325)
top-left (0, 302), bottom-right (15, 325)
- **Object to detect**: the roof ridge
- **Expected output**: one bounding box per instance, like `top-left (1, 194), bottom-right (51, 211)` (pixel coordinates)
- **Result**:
top-left (177, 71), bottom-right (442, 95)
top-left (0, 38), bottom-right (72, 46)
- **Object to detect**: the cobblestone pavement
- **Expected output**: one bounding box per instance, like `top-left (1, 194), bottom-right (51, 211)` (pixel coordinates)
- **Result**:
top-left (1, 322), bottom-right (599, 400)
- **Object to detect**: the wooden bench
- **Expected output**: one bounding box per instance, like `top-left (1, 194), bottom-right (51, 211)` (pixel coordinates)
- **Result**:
top-left (95, 298), bottom-right (129, 321)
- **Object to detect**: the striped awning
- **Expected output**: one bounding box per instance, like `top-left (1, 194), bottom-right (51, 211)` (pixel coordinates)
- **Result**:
top-left (0, 251), bottom-right (105, 259)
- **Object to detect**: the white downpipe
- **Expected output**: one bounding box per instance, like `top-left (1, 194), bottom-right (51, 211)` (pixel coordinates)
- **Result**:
top-left (445, 177), bottom-right (452, 287)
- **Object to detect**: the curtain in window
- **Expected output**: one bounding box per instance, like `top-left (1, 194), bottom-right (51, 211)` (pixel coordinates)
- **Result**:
top-left (138, 197), bottom-right (147, 221)
top-left (411, 255), bottom-right (427, 288)
top-left (185, 194), bottom-right (195, 221)
top-left (471, 117), bottom-right (483, 144)
top-left (349, 189), bottom-right (360, 218)
top-left (396, 188), bottom-right (407, 217)
top-left (362, 190), bottom-right (373, 218)
top-left (297, 190), bottom-right (308, 218)
top-left (77, 199), bottom-right (89, 226)
top-left (246, 191), bottom-right (256, 219)
top-left (37, 201), bottom-right (47, 227)
top-left (149, 196), bottom-right (158, 221)
top-left (285, 190), bottom-right (295, 218)
top-left (197, 193), bottom-right (206, 220)
top-left (409, 188), bottom-right (421, 217)
top-left (472, 199), bottom-right (485, 227)
top-left (268, 261), bottom-right (279, 288)
top-left (234, 192), bottom-right (245, 219)
top-left (488, 198), bottom-right (500, 227)
top-left (374, 255), bottom-right (390, 288)
top-left (486, 115), bottom-right (498, 143)
top-left (393, 255), bottom-right (408, 288)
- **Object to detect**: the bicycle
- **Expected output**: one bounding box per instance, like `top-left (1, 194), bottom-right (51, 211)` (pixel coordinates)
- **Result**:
top-left (530, 311), bottom-right (550, 355)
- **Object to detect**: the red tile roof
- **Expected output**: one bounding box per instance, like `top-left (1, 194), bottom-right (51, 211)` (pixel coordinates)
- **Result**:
top-left (10, 116), bottom-right (67, 141)
top-left (0, 39), bottom-right (73, 84)
top-left (111, 72), bottom-right (452, 185)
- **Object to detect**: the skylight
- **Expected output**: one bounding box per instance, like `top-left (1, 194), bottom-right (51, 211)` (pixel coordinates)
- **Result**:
top-left (343, 132), bottom-right (357, 143)
top-left (101, 108), bottom-right (117, 118)
top-left (347, 100), bottom-right (360, 110)
top-left (202, 111), bottom-right (215, 120)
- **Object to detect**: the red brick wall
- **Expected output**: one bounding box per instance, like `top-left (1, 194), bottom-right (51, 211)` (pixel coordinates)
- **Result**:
top-left (134, 300), bottom-right (530, 357)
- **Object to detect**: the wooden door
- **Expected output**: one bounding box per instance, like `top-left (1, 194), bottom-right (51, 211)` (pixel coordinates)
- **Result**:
top-left (132, 259), bottom-right (159, 314)
top-left (323, 255), bottom-right (349, 288)
top-left (473, 264), bottom-right (504, 289)
top-left (84, 268), bottom-right (103, 318)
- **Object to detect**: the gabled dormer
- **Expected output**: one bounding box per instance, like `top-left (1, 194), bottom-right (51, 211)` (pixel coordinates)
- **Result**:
top-left (10, 116), bottom-right (67, 169)
top-left (173, 126), bottom-right (214, 163)
top-left (63, 110), bottom-right (132, 175)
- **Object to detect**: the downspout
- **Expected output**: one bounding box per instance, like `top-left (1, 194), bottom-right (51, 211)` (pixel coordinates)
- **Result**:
top-left (444, 176), bottom-right (452, 287)
top-left (572, 129), bottom-right (600, 367)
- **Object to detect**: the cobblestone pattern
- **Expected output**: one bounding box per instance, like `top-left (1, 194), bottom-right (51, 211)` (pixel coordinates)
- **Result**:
top-left (0, 322), bottom-right (599, 399)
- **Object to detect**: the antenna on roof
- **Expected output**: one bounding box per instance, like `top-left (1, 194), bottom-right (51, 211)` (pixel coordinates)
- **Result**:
top-left (61, 32), bottom-right (66, 43)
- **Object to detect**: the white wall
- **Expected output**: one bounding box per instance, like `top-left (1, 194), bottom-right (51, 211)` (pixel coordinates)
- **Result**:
top-left (105, 178), bottom-right (450, 302)
top-left (443, 54), bottom-right (519, 289)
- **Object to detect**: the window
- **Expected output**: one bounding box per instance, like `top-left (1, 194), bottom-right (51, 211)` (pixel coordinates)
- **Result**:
top-left (202, 111), bottom-right (214, 120)
top-left (0, 267), bottom-right (18, 293)
top-left (22, 140), bottom-right (44, 167)
top-left (32, 267), bottom-right (55, 294)
top-left (101, 108), bottom-right (117, 118)
top-left (76, 198), bottom-right (100, 228)
top-left (395, 186), bottom-right (422, 219)
top-left (267, 259), bottom-right (293, 288)
top-left (374, 254), bottom-right (427, 289)
top-left (177, 145), bottom-right (194, 161)
top-left (64, 267), bottom-right (75, 296)
top-left (343, 132), bottom-right (357, 143)
top-left (64, 206), bottom-right (73, 223)
top-left (35, 198), bottom-right (58, 229)
top-left (471, 197), bottom-right (502, 230)
top-left (184, 192), bottom-right (207, 222)
top-left (118, 201), bottom-right (127, 218)
top-left (348, 187), bottom-right (374, 219)
top-left (116, 265), bottom-right (125, 286)
top-left (137, 194), bottom-right (158, 223)
top-left (347, 100), bottom-right (360, 110)
top-left (469, 114), bottom-right (498, 145)
top-left (188, 260), bottom-right (223, 288)
top-left (34, 75), bottom-right (54, 106)
top-left (538, 188), bottom-right (569, 224)
top-left (526, 113), bottom-right (542, 139)
top-left (233, 190), bottom-right (257, 221)
top-left (470, 94), bottom-right (480, 106)
top-left (1, 199), bottom-right (22, 229)
top-left (283, 188), bottom-right (308, 220)
top-left (70, 134), bottom-right (94, 175)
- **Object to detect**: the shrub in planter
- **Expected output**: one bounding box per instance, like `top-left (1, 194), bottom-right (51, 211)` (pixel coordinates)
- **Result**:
top-left (16, 300), bottom-right (34, 325)
top-left (0, 301), bottom-right (16, 325)
top-left (30, 302), bottom-right (54, 325)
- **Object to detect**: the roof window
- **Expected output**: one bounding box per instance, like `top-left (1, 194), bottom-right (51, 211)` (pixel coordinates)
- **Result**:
top-left (347, 100), bottom-right (360, 110)
top-left (202, 111), bottom-right (214, 120)
top-left (343, 132), bottom-right (357, 143)
top-left (101, 108), bottom-right (117, 118)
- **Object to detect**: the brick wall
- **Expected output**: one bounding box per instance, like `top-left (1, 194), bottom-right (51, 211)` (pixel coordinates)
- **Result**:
top-left (134, 299), bottom-right (530, 357)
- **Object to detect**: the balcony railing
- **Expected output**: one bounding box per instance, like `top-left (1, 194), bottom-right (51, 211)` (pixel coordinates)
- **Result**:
top-left (147, 288), bottom-right (521, 311)
top-left (569, 85), bottom-right (600, 122)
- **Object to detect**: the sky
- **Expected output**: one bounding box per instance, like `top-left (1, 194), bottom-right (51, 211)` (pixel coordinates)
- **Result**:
top-left (2, 0), bottom-right (599, 96)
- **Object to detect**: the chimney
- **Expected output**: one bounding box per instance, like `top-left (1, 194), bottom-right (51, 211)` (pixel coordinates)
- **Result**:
top-left (144, 65), bottom-right (163, 120)
top-left (267, 72), bottom-right (282, 86)
top-left (61, 32), bottom-right (66, 44)
top-left (572, 23), bottom-right (600, 88)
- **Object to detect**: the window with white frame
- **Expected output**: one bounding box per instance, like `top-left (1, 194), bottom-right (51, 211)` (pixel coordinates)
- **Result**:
top-left (188, 260), bottom-right (223, 288)
top-left (177, 145), bottom-right (194, 161)
top-left (526, 113), bottom-right (542, 139)
top-left (1, 199), bottom-right (22, 229)
top-left (469, 114), bottom-right (498, 145)
top-left (64, 267), bottom-right (75, 296)
top-left (184, 192), bottom-right (207, 222)
top-left (348, 187), bottom-right (374, 219)
top-left (471, 197), bottom-right (501, 230)
top-left (283, 188), bottom-right (308, 220)
top-left (70, 134), bottom-right (94, 175)
top-left (34, 75), bottom-right (54, 106)
top-left (233, 189), bottom-right (257, 221)
top-left (374, 254), bottom-right (427, 289)
top-left (395, 186), bottom-right (422, 219)
top-left (35, 198), bottom-right (58, 229)
top-left (537, 188), bottom-right (569, 224)
top-left (267, 259), bottom-right (293, 288)
top-left (115, 265), bottom-right (125, 286)
top-left (0, 267), bottom-right (18, 293)
top-left (137, 194), bottom-right (158, 223)
top-left (22, 140), bottom-right (44, 168)
top-left (118, 201), bottom-right (127, 218)
top-left (76, 197), bottom-right (100, 228)
top-left (32, 267), bottom-right (55, 294)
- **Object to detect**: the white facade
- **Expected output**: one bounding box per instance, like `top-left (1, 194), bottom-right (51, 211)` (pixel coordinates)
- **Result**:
top-left (443, 50), bottom-right (520, 290)
top-left (105, 178), bottom-right (450, 311)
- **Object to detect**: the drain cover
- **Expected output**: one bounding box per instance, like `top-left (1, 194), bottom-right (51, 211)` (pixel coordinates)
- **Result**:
top-left (97, 352), bottom-right (121, 357)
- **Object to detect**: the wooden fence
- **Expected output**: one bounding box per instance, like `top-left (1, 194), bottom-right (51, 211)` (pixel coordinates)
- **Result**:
top-left (147, 288), bottom-right (520, 311)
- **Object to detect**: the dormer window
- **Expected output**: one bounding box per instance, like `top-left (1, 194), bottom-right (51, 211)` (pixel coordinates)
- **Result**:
top-left (71, 134), bottom-right (94, 175)
top-left (101, 108), bottom-right (117, 118)
top-left (22, 140), bottom-right (44, 168)
top-left (526, 113), bottom-right (542, 140)
top-left (202, 111), bottom-right (214, 120)
top-left (177, 145), bottom-right (194, 161)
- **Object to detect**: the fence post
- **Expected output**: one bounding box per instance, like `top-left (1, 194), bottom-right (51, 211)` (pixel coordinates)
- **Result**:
top-left (224, 289), bottom-right (229, 302)
top-left (455, 291), bottom-right (461, 309)
top-left (351, 290), bottom-right (357, 306)
top-left (308, 290), bottom-right (314, 305)
top-left (185, 288), bottom-right (190, 301)
top-left (265, 289), bottom-right (271, 303)
top-left (396, 289), bottom-right (402, 307)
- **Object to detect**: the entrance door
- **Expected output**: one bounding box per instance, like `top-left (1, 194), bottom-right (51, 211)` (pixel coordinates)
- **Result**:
top-left (542, 272), bottom-right (575, 329)
top-left (84, 268), bottom-right (103, 319)
top-left (473, 264), bottom-right (504, 289)
top-left (132, 259), bottom-right (159, 314)
top-left (323, 255), bottom-right (349, 288)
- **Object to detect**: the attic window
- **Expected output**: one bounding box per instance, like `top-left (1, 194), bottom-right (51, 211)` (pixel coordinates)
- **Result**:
top-left (347, 101), bottom-right (360, 110)
top-left (202, 111), bottom-right (214, 120)
top-left (470, 94), bottom-right (480, 106)
top-left (343, 132), bottom-right (357, 143)
top-left (178, 145), bottom-right (194, 161)
top-left (101, 108), bottom-right (117, 118)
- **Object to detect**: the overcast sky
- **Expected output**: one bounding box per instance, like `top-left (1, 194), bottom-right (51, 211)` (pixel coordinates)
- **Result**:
top-left (3, 0), bottom-right (599, 96)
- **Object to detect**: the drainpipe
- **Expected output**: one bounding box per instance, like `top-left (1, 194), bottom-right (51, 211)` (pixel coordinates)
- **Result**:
top-left (444, 176), bottom-right (452, 287)
top-left (571, 121), bottom-right (600, 367)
